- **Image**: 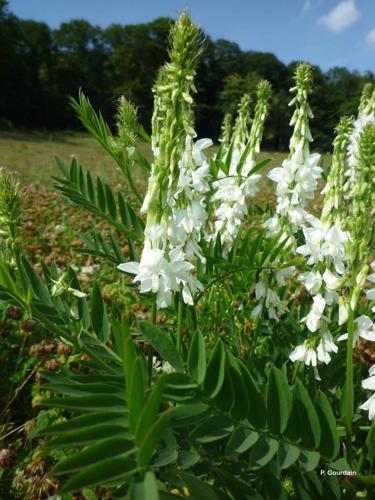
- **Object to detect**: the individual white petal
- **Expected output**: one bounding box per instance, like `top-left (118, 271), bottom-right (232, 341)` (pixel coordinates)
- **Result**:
top-left (118, 262), bottom-right (140, 274)
top-left (337, 333), bottom-right (348, 342)
top-left (359, 393), bottom-right (375, 420)
top-left (289, 344), bottom-right (306, 363)
top-left (362, 375), bottom-right (375, 391)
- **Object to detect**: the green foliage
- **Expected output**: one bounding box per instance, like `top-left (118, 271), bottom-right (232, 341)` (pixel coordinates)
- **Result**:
top-left (1, 4), bottom-right (373, 150)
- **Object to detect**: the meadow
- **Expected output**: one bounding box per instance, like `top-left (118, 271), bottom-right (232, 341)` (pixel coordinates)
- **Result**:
top-left (0, 12), bottom-right (374, 500)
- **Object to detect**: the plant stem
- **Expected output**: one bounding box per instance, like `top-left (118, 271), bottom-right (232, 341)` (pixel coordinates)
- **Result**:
top-left (177, 292), bottom-right (183, 353)
top-left (345, 303), bottom-right (355, 467)
top-left (147, 300), bottom-right (157, 386)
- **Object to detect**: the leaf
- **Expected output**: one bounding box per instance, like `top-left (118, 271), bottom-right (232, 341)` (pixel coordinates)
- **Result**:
top-left (227, 353), bottom-right (249, 421)
top-left (112, 319), bottom-right (130, 363)
top-left (299, 451), bottom-right (320, 472)
top-left (248, 436), bottom-right (279, 469)
top-left (96, 176), bottom-right (106, 212)
top-left (258, 467), bottom-right (290, 500)
top-left (135, 376), bottom-right (165, 447)
top-left (137, 409), bottom-right (174, 467)
top-left (291, 381), bottom-right (321, 449)
top-left (130, 472), bottom-right (159, 500)
top-left (21, 257), bottom-right (52, 304)
top-left (105, 184), bottom-right (117, 219)
top-left (248, 158), bottom-right (271, 176)
top-left (37, 412), bottom-right (127, 436)
top-left (213, 362), bottom-right (234, 413)
top-left (52, 437), bottom-right (134, 475)
top-left (140, 321), bottom-right (183, 371)
top-left (238, 361), bottom-right (266, 428)
top-left (41, 394), bottom-right (125, 411)
top-left (203, 339), bottom-right (226, 398)
top-left (124, 336), bottom-right (137, 391)
top-left (315, 390), bottom-right (340, 460)
top-left (267, 366), bottom-right (292, 434)
top-left (128, 357), bottom-right (145, 434)
top-left (91, 283), bottom-right (109, 343)
top-left (179, 473), bottom-right (219, 500)
top-left (277, 442), bottom-right (300, 470)
top-left (59, 456), bottom-right (138, 494)
top-left (171, 403), bottom-right (209, 429)
top-left (215, 469), bottom-right (262, 500)
top-left (226, 426), bottom-right (259, 456)
top-left (188, 331), bottom-right (206, 385)
top-left (189, 415), bottom-right (234, 443)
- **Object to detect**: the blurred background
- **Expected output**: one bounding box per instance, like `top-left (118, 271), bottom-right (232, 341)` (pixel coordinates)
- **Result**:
top-left (1, 0), bottom-right (375, 151)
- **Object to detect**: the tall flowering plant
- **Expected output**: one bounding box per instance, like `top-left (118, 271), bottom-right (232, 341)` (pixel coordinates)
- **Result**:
top-left (2, 12), bottom-right (375, 498)
top-left (210, 81), bottom-right (272, 253)
top-left (118, 13), bottom-right (212, 310)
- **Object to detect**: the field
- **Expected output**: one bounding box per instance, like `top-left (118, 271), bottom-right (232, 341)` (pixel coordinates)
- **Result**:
top-left (0, 130), bottom-right (283, 264)
top-left (1, 130), bottom-right (327, 261)
top-left (1, 63), bottom-right (372, 497)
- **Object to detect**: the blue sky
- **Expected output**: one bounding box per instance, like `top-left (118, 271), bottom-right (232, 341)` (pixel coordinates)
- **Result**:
top-left (7, 0), bottom-right (375, 72)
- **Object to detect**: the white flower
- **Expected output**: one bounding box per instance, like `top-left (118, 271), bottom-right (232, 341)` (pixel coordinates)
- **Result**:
top-left (275, 266), bottom-right (296, 286)
top-left (338, 315), bottom-right (375, 346)
top-left (153, 357), bottom-right (175, 374)
top-left (323, 269), bottom-right (342, 290)
top-left (299, 270), bottom-right (322, 294)
top-left (301, 294), bottom-right (326, 332)
top-left (359, 394), bottom-right (375, 420)
top-left (317, 331), bottom-right (338, 364)
top-left (251, 303), bottom-right (263, 318)
top-left (297, 217), bottom-right (349, 274)
top-left (289, 343), bottom-right (317, 367)
top-left (360, 364), bottom-right (375, 420)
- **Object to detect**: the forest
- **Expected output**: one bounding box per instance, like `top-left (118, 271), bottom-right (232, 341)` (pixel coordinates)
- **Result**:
top-left (0, 0), bottom-right (374, 151)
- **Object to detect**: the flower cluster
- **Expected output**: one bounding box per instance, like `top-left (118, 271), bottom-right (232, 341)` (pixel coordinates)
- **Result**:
top-left (288, 111), bottom-right (354, 368)
top-left (321, 117), bottom-right (353, 225)
top-left (118, 13), bottom-right (211, 309)
top-left (210, 81), bottom-right (272, 253)
top-left (290, 331), bottom-right (338, 367)
top-left (0, 168), bottom-right (21, 266)
top-left (345, 84), bottom-right (375, 196)
top-left (360, 364), bottom-right (375, 420)
top-left (265, 64), bottom-right (322, 238)
top-left (219, 112), bottom-right (233, 149)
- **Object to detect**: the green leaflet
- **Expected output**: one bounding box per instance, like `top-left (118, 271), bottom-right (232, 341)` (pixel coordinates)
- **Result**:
top-left (188, 330), bottom-right (206, 385)
top-left (128, 357), bottom-right (146, 434)
top-left (135, 376), bottom-right (165, 446)
top-left (140, 320), bottom-right (183, 371)
top-left (52, 437), bottom-right (134, 475)
top-left (137, 409), bottom-right (174, 467)
top-left (129, 472), bottom-right (160, 500)
top-left (91, 283), bottom-right (109, 343)
top-left (267, 365), bottom-right (293, 434)
top-left (59, 456), bottom-right (138, 494)
top-left (203, 339), bottom-right (226, 398)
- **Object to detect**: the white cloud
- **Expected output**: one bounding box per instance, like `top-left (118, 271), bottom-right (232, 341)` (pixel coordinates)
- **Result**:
top-left (319, 0), bottom-right (361, 33)
top-left (366, 26), bottom-right (375, 46)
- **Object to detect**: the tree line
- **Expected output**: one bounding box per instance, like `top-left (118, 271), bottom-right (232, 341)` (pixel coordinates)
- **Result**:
top-left (1, 0), bottom-right (374, 151)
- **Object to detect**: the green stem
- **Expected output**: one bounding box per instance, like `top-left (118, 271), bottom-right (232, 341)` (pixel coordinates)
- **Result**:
top-left (177, 292), bottom-right (183, 353)
top-left (345, 303), bottom-right (355, 467)
top-left (147, 301), bottom-right (157, 386)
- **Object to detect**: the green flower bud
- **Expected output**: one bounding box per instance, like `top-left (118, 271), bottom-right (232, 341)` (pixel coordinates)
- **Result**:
top-left (322, 116), bottom-right (353, 225)
top-left (232, 93), bottom-right (251, 148)
top-left (219, 113), bottom-right (232, 149)
top-left (288, 63), bottom-right (313, 159)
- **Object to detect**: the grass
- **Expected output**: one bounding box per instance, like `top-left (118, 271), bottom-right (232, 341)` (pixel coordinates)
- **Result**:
top-left (0, 130), bottom-right (326, 268)
top-left (1, 129), bottom-right (285, 185)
